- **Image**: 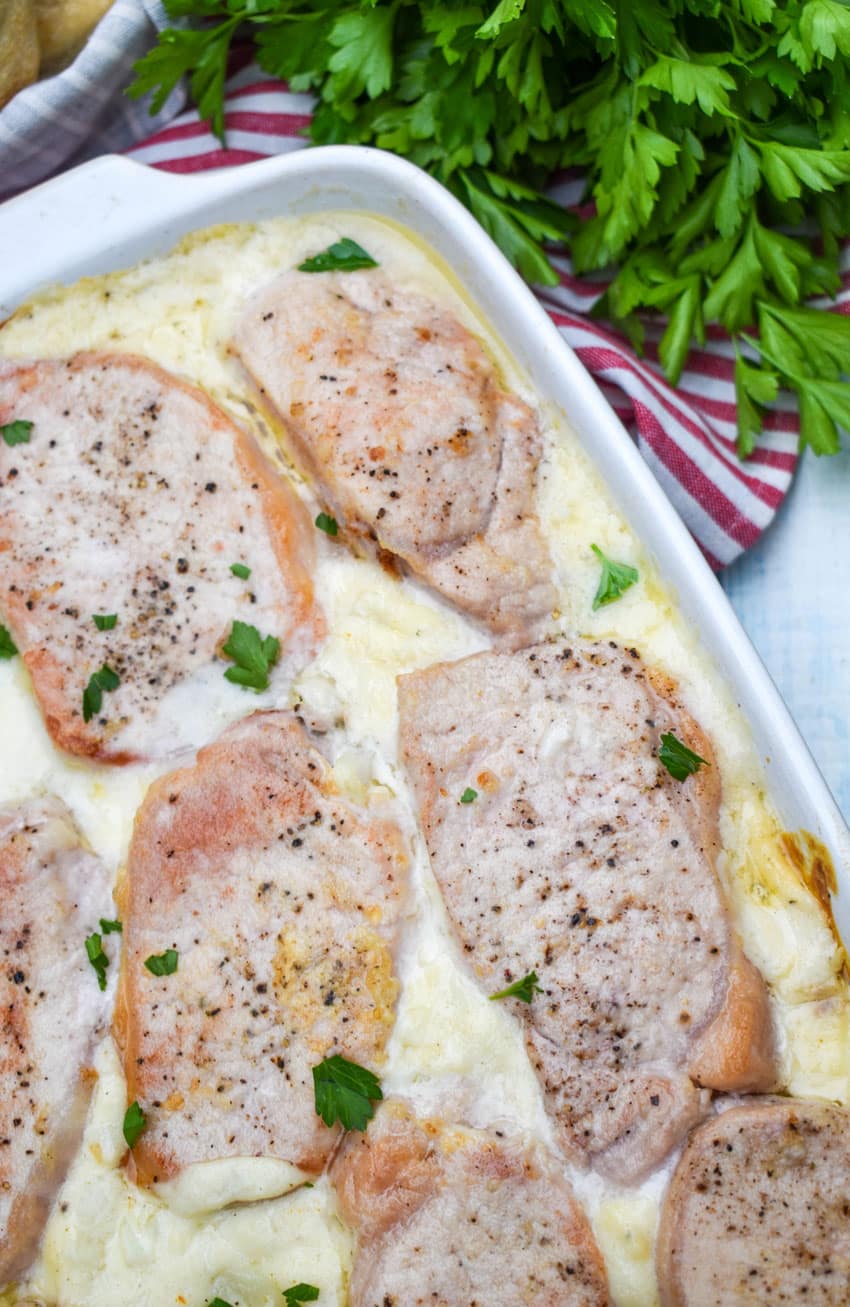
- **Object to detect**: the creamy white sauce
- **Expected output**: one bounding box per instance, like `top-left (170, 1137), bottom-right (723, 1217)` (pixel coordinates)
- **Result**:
top-left (0, 213), bottom-right (847, 1307)
top-left (26, 1041), bottom-right (351, 1307)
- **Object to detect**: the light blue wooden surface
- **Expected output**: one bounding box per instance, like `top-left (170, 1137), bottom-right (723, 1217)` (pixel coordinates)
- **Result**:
top-left (722, 452), bottom-right (850, 823)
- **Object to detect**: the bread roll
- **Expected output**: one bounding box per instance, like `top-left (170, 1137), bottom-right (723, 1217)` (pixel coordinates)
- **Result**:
top-left (35, 0), bottom-right (113, 72)
top-left (0, 0), bottom-right (40, 109)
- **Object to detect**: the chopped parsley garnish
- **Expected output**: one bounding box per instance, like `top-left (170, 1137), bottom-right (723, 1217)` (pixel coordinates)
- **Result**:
top-left (92, 613), bottom-right (118, 631)
top-left (123, 1100), bottom-right (147, 1149)
top-left (144, 948), bottom-right (178, 976)
top-left (82, 664), bottom-right (120, 723)
top-left (230, 562), bottom-right (251, 580)
top-left (208, 1300), bottom-right (234, 1307)
top-left (85, 932), bottom-right (110, 991)
top-left (659, 732), bottom-right (709, 782)
top-left (490, 970), bottom-right (543, 1003)
top-left (298, 238), bottom-right (378, 273)
top-left (1, 419), bottom-right (33, 447)
top-left (0, 625), bottom-right (18, 659)
top-left (314, 512), bottom-right (339, 537)
top-left (590, 545), bottom-right (639, 611)
top-left (459, 787), bottom-right (477, 804)
top-left (100, 917), bottom-right (122, 934)
top-left (222, 620), bottom-right (280, 692)
top-left (312, 1054), bottom-right (382, 1133)
top-left (283, 1285), bottom-right (320, 1306)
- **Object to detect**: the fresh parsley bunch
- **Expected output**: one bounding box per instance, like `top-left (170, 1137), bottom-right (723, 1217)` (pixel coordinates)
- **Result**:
top-left (131, 0), bottom-right (850, 456)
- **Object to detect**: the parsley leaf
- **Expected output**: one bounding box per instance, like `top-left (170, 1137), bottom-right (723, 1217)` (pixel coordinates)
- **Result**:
top-left (639, 56), bottom-right (736, 117)
top-left (759, 140), bottom-right (850, 203)
top-left (315, 512), bottom-right (339, 537)
top-left (658, 277), bottom-right (705, 385)
top-left (312, 1054), bottom-right (382, 1132)
top-left (735, 346), bottom-right (779, 458)
top-left (327, 8), bottom-right (394, 101)
top-left (590, 545), bottom-right (639, 610)
top-left (144, 948), bottom-right (178, 977)
top-left (207, 1300), bottom-right (234, 1307)
top-left (82, 665), bottom-right (120, 723)
top-left (131, 0), bottom-right (850, 458)
top-left (230, 562), bottom-right (251, 579)
top-left (1, 419), bottom-right (32, 446)
top-left (298, 239), bottom-right (378, 273)
top-left (459, 787), bottom-right (477, 803)
top-left (490, 970), bottom-right (543, 1003)
top-left (130, 21), bottom-right (239, 141)
top-left (457, 170), bottom-right (575, 287)
top-left (222, 620), bottom-right (280, 692)
top-left (797, 380), bottom-right (849, 456)
top-left (100, 918), bottom-right (123, 934)
top-left (92, 613), bottom-right (118, 631)
top-left (85, 932), bottom-right (110, 991)
top-left (0, 625), bottom-right (18, 659)
top-left (714, 138), bottom-right (761, 239)
top-left (283, 1286), bottom-right (320, 1306)
top-left (659, 732), bottom-right (709, 781)
top-left (123, 1100), bottom-right (147, 1149)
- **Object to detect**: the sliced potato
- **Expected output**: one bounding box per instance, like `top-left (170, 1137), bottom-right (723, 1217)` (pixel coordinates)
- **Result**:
top-left (0, 0), bottom-right (39, 109)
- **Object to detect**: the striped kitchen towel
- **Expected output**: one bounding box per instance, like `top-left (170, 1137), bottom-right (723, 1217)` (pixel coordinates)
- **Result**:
top-left (12, 43), bottom-right (842, 569)
top-left (126, 61), bottom-right (835, 570)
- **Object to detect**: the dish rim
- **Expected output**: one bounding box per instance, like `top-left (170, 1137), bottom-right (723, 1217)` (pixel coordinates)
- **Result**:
top-left (0, 143), bottom-right (847, 942)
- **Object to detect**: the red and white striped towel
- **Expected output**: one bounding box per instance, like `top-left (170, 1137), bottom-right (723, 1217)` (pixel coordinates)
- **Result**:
top-left (126, 62), bottom-right (850, 570)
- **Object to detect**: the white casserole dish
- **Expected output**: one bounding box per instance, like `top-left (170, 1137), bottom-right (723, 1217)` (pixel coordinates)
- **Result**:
top-left (1, 142), bottom-right (847, 947)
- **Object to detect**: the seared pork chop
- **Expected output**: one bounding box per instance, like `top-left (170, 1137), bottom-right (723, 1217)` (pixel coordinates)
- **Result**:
top-left (0, 353), bottom-right (321, 763)
top-left (398, 639), bottom-right (775, 1183)
top-left (115, 710), bottom-right (409, 1186)
top-left (657, 1099), bottom-right (850, 1306)
top-left (333, 1100), bottom-right (611, 1307)
top-left (231, 268), bottom-right (556, 641)
top-left (0, 797), bottom-right (113, 1284)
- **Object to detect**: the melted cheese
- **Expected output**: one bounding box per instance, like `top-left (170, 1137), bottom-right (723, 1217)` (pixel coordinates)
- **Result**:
top-left (23, 1041), bottom-right (351, 1307)
top-left (0, 213), bottom-right (847, 1306)
top-left (0, 657), bottom-right (157, 869)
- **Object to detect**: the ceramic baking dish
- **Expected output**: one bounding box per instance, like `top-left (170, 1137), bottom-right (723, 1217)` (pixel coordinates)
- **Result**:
top-left (1, 143), bottom-right (847, 941)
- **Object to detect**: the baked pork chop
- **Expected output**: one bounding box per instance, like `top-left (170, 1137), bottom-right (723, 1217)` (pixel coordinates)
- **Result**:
top-left (398, 639), bottom-right (775, 1183)
top-left (333, 1100), bottom-right (611, 1307)
top-left (657, 1099), bottom-right (850, 1306)
top-left (115, 710), bottom-right (409, 1187)
top-left (0, 353), bottom-right (321, 763)
top-left (0, 797), bottom-right (113, 1284)
top-left (231, 267), bottom-right (556, 641)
